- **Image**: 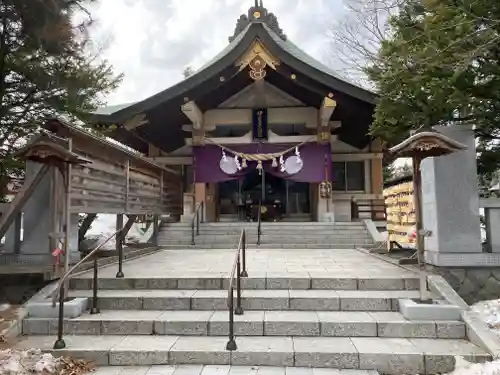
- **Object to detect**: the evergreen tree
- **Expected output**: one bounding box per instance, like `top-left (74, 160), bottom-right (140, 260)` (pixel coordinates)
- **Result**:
top-left (0, 0), bottom-right (122, 201)
top-left (366, 0), bottom-right (500, 190)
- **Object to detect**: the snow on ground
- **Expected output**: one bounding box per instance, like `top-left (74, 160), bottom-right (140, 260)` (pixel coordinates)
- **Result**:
top-left (447, 356), bottom-right (500, 375)
top-left (0, 349), bottom-right (93, 375)
top-left (471, 299), bottom-right (500, 340)
top-left (85, 214), bottom-right (154, 248)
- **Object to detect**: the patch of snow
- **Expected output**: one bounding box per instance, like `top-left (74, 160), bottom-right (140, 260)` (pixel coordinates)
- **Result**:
top-left (1, 349), bottom-right (60, 375)
top-left (0, 349), bottom-right (94, 375)
top-left (471, 299), bottom-right (500, 340)
top-left (445, 356), bottom-right (500, 375)
top-left (85, 214), bottom-right (152, 246)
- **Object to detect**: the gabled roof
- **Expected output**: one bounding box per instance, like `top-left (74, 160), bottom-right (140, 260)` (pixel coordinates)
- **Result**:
top-left (93, 1), bottom-right (375, 124)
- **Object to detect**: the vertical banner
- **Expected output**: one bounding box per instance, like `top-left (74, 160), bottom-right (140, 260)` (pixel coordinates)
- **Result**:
top-left (252, 108), bottom-right (268, 140)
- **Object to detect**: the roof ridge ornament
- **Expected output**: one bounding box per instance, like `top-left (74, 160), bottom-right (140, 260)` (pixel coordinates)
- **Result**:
top-left (229, 1), bottom-right (287, 42)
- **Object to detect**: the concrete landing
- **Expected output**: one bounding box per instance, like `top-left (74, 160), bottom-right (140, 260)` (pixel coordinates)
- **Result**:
top-left (91, 365), bottom-right (381, 375)
top-left (73, 249), bottom-right (417, 279)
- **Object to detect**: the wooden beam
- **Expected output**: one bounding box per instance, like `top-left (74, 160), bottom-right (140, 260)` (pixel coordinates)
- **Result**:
top-left (182, 101), bottom-right (203, 130)
top-left (319, 97), bottom-right (337, 127)
top-left (0, 164), bottom-right (51, 240)
top-left (78, 213), bottom-right (97, 243)
top-left (123, 114), bottom-right (148, 130)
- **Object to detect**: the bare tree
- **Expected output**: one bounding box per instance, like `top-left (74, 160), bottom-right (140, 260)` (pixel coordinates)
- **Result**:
top-left (329, 0), bottom-right (400, 87)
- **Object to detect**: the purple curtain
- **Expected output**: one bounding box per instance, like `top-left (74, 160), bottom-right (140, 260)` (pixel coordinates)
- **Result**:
top-left (193, 143), bottom-right (332, 183)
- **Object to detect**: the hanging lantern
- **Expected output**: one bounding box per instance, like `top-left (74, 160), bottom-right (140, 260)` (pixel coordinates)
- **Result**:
top-left (319, 181), bottom-right (332, 199)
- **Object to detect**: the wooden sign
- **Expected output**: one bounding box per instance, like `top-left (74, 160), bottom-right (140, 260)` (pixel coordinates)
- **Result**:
top-left (252, 108), bottom-right (268, 140)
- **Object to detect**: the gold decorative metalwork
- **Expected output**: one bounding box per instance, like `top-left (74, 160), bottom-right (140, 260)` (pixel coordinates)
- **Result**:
top-left (253, 11), bottom-right (261, 18)
top-left (291, 74), bottom-right (296, 80)
top-left (415, 142), bottom-right (439, 152)
top-left (318, 131), bottom-right (330, 143)
top-left (236, 40), bottom-right (280, 80)
top-left (320, 181), bottom-right (332, 199)
top-left (249, 55), bottom-right (267, 81)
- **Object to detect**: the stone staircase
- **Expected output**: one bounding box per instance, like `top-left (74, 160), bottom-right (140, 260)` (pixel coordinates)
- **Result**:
top-left (158, 222), bottom-right (375, 249)
top-left (18, 273), bottom-right (490, 374)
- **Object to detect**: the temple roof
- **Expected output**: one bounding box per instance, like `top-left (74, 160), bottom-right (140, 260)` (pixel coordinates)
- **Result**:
top-left (93, 1), bottom-right (376, 154)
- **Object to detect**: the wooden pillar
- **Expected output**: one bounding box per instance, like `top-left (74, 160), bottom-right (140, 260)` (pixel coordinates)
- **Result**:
top-left (371, 138), bottom-right (383, 195)
top-left (153, 215), bottom-right (160, 246)
top-left (116, 214), bottom-right (124, 252)
top-left (13, 212), bottom-right (22, 254)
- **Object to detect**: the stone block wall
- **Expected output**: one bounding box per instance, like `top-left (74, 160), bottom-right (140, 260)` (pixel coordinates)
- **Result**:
top-left (427, 265), bottom-right (500, 305)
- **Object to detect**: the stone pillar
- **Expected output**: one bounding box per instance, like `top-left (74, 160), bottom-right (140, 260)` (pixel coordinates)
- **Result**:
top-left (194, 183), bottom-right (207, 221)
top-left (483, 202), bottom-right (500, 252)
top-left (421, 125), bottom-right (482, 266)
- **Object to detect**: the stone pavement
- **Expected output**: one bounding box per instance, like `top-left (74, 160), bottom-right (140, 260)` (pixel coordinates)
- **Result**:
top-left (74, 249), bottom-right (417, 279)
top-left (91, 365), bottom-right (380, 375)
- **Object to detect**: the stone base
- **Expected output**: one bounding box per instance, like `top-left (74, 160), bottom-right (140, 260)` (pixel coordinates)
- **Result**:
top-left (399, 298), bottom-right (461, 321)
top-left (425, 251), bottom-right (500, 267)
top-left (26, 297), bottom-right (88, 318)
top-left (426, 264), bottom-right (500, 304)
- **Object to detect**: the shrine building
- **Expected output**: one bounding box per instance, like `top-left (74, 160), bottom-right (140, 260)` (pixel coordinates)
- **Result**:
top-left (92, 1), bottom-right (383, 223)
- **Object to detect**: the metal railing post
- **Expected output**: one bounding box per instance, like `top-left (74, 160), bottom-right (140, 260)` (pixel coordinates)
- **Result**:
top-left (235, 258), bottom-right (243, 315)
top-left (226, 288), bottom-right (237, 351)
top-left (196, 209), bottom-right (200, 235)
top-left (201, 201), bottom-right (204, 223)
top-left (53, 285), bottom-right (66, 349)
top-left (191, 218), bottom-right (195, 245)
top-left (116, 229), bottom-right (124, 279)
top-left (241, 231), bottom-right (248, 277)
top-left (90, 258), bottom-right (100, 314)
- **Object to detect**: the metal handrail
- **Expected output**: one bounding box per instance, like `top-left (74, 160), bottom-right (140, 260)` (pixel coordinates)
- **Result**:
top-left (257, 199), bottom-right (262, 246)
top-left (191, 201), bottom-right (204, 245)
top-left (226, 229), bottom-right (248, 351)
top-left (51, 226), bottom-right (128, 350)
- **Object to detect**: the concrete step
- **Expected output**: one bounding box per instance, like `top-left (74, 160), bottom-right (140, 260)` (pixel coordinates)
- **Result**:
top-left (91, 365), bottom-right (382, 375)
top-left (158, 235), bottom-right (373, 241)
top-left (159, 233), bottom-right (372, 238)
top-left (14, 335), bottom-right (490, 374)
top-left (70, 275), bottom-right (419, 291)
top-left (160, 227), bottom-right (368, 233)
top-left (157, 244), bottom-right (369, 250)
top-left (23, 310), bottom-right (466, 340)
top-left (158, 241), bottom-right (373, 246)
top-left (66, 289), bottom-right (422, 311)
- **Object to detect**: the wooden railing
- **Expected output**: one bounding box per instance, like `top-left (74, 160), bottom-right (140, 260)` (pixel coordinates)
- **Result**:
top-left (226, 229), bottom-right (248, 351)
top-left (351, 198), bottom-right (386, 221)
top-left (71, 154), bottom-right (177, 215)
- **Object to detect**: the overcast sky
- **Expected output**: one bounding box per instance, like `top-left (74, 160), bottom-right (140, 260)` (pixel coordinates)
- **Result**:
top-left (86, 0), bottom-right (345, 106)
